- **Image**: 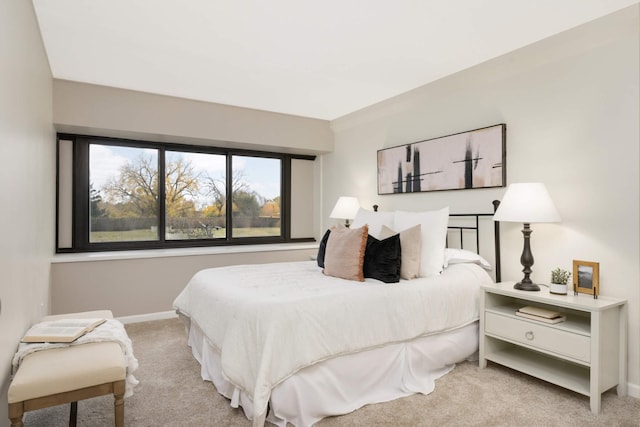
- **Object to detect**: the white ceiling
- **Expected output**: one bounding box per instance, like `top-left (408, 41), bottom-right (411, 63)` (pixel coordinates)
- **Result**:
top-left (32, 0), bottom-right (637, 120)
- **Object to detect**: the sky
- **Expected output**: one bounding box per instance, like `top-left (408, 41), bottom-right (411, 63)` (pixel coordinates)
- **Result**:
top-left (89, 144), bottom-right (281, 206)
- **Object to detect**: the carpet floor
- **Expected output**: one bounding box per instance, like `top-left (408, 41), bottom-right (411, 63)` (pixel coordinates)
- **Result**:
top-left (22, 317), bottom-right (638, 426)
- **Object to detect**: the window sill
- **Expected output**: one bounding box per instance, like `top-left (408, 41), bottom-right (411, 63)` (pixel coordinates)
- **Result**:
top-left (52, 242), bottom-right (319, 263)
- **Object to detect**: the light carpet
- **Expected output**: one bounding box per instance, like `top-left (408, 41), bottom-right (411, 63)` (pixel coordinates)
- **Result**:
top-left (21, 318), bottom-right (638, 426)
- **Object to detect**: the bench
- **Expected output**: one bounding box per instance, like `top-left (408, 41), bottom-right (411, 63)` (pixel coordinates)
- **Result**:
top-left (8, 310), bottom-right (127, 427)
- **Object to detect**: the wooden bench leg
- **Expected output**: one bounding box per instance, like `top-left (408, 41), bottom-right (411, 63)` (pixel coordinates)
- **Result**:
top-left (8, 402), bottom-right (24, 427)
top-left (114, 380), bottom-right (125, 427)
top-left (69, 401), bottom-right (78, 427)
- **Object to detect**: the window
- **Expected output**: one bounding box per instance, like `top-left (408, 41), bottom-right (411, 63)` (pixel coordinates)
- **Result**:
top-left (164, 150), bottom-right (226, 240)
top-left (231, 155), bottom-right (281, 238)
top-left (89, 144), bottom-right (160, 243)
top-left (57, 135), bottom-right (314, 252)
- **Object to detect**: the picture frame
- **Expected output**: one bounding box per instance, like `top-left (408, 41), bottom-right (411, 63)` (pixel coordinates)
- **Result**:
top-left (573, 260), bottom-right (599, 297)
top-left (377, 124), bottom-right (506, 194)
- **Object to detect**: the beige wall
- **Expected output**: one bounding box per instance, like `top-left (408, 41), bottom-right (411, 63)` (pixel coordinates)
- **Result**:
top-left (53, 80), bottom-right (333, 155)
top-left (0, 1), bottom-right (55, 423)
top-left (324, 6), bottom-right (640, 394)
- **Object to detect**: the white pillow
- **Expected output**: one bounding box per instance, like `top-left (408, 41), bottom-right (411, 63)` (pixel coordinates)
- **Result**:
top-left (393, 207), bottom-right (449, 277)
top-left (350, 208), bottom-right (395, 239)
top-left (444, 248), bottom-right (492, 270)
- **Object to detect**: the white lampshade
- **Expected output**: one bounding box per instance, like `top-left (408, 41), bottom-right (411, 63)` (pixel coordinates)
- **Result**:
top-left (493, 183), bottom-right (561, 223)
top-left (330, 196), bottom-right (360, 221)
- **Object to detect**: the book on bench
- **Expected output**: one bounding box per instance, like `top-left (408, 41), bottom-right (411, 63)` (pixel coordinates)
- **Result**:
top-left (515, 306), bottom-right (566, 324)
top-left (22, 318), bottom-right (107, 343)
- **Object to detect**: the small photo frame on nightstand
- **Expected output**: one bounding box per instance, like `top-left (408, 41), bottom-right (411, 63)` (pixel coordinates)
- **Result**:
top-left (573, 260), bottom-right (599, 298)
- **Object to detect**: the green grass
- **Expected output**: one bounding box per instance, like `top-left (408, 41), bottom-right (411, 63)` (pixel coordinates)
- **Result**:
top-left (90, 227), bottom-right (280, 242)
top-left (230, 227), bottom-right (280, 237)
top-left (90, 229), bottom-right (158, 242)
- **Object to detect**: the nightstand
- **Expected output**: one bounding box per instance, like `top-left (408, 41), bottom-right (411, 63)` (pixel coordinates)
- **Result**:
top-left (479, 282), bottom-right (627, 414)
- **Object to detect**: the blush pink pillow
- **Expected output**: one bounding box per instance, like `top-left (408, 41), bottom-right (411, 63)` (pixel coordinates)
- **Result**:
top-left (323, 225), bottom-right (369, 282)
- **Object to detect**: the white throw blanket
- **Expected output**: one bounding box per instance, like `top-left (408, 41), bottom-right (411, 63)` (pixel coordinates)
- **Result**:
top-left (12, 319), bottom-right (139, 398)
top-left (173, 261), bottom-right (492, 426)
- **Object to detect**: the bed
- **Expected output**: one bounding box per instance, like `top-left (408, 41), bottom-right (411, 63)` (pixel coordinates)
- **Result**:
top-left (173, 203), bottom-right (501, 426)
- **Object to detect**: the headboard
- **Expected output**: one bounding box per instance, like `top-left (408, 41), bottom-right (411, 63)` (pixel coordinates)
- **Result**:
top-left (447, 200), bottom-right (501, 282)
top-left (372, 200), bottom-right (502, 282)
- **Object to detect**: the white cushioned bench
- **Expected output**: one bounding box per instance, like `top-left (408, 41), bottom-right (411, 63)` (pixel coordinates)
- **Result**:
top-left (8, 310), bottom-right (127, 427)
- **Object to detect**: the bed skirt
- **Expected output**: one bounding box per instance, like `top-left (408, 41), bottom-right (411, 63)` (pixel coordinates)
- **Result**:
top-left (182, 315), bottom-right (478, 427)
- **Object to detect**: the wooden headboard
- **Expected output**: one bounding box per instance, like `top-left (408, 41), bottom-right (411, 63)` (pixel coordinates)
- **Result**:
top-left (372, 200), bottom-right (502, 282)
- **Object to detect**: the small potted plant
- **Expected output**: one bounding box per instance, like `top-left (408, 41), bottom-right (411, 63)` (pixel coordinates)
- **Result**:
top-left (550, 267), bottom-right (571, 295)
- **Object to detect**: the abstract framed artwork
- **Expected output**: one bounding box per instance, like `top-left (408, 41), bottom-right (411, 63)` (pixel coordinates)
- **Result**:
top-left (377, 124), bottom-right (506, 194)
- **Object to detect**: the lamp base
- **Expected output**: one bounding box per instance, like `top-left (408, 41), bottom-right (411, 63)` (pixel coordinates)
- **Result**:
top-left (514, 223), bottom-right (539, 292)
top-left (514, 281), bottom-right (540, 291)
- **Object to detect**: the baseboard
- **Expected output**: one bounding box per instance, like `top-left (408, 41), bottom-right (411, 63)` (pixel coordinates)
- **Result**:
top-left (117, 310), bottom-right (178, 324)
top-left (628, 381), bottom-right (640, 399)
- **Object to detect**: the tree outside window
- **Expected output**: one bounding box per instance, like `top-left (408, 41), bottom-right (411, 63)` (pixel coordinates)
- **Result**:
top-left (88, 144), bottom-right (282, 243)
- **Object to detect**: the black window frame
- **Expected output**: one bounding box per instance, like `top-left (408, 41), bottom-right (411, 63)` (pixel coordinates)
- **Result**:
top-left (57, 134), bottom-right (315, 253)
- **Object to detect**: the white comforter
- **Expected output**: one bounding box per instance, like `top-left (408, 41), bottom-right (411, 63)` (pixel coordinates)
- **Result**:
top-left (173, 261), bottom-right (491, 426)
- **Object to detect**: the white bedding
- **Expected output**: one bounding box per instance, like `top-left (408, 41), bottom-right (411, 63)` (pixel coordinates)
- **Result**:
top-left (186, 317), bottom-right (479, 427)
top-left (173, 260), bottom-right (492, 426)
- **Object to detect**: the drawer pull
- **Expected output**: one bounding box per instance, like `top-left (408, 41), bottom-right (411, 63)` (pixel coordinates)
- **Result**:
top-left (525, 331), bottom-right (534, 340)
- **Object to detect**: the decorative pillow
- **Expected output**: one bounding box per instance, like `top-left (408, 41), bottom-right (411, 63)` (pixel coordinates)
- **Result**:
top-left (380, 224), bottom-right (421, 280)
top-left (444, 248), bottom-right (492, 270)
top-left (323, 225), bottom-right (368, 282)
top-left (350, 208), bottom-right (395, 239)
top-left (316, 229), bottom-right (331, 268)
top-left (393, 207), bottom-right (449, 277)
top-left (363, 233), bottom-right (401, 283)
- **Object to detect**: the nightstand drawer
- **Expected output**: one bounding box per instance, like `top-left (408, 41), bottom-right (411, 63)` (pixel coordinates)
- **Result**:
top-left (485, 312), bottom-right (590, 363)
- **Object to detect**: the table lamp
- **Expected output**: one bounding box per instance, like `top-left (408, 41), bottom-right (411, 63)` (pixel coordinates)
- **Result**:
top-left (329, 196), bottom-right (360, 228)
top-left (493, 183), bottom-right (561, 291)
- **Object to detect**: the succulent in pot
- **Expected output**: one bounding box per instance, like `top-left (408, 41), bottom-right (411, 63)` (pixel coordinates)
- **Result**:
top-left (550, 267), bottom-right (571, 295)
